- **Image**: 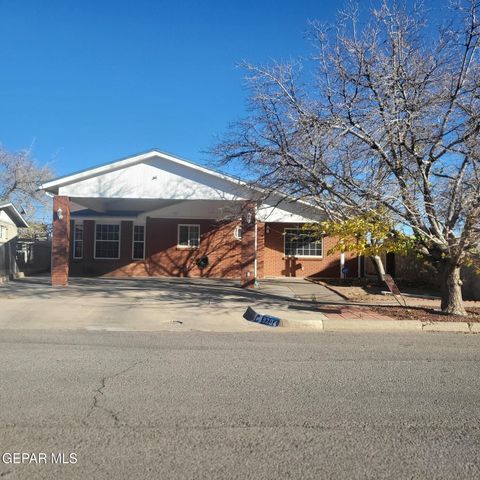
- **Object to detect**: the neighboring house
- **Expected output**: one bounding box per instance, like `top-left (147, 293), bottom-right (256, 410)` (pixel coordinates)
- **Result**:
top-left (39, 149), bottom-right (359, 287)
top-left (0, 203), bottom-right (29, 282)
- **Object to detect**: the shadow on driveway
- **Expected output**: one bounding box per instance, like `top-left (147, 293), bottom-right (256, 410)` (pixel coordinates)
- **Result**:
top-left (0, 275), bottom-right (346, 310)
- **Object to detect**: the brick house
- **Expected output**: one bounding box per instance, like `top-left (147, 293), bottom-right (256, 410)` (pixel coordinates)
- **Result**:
top-left (39, 149), bottom-right (359, 286)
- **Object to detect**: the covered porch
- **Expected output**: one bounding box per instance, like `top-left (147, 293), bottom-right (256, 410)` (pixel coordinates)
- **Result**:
top-left (52, 195), bottom-right (259, 287)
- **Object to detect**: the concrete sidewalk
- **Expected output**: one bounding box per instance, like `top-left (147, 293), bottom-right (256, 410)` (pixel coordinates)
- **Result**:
top-left (1, 276), bottom-right (476, 334)
top-left (259, 277), bottom-right (346, 303)
top-left (0, 276), bottom-right (329, 333)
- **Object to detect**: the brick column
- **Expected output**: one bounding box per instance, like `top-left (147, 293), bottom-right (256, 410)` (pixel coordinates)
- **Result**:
top-left (51, 195), bottom-right (70, 286)
top-left (256, 222), bottom-right (265, 279)
top-left (241, 201), bottom-right (256, 288)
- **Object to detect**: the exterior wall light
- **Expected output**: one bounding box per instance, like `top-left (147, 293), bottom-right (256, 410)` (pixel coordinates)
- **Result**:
top-left (57, 208), bottom-right (64, 220)
top-left (234, 225), bottom-right (242, 240)
top-left (246, 212), bottom-right (252, 224)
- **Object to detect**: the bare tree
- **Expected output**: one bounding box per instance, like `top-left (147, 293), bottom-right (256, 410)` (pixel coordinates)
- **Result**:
top-left (0, 145), bottom-right (53, 224)
top-left (214, 0), bottom-right (480, 315)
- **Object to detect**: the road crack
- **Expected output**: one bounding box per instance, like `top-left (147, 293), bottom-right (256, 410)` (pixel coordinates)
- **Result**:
top-left (83, 360), bottom-right (145, 427)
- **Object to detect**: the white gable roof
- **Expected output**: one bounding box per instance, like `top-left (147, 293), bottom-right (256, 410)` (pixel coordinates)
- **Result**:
top-left (39, 149), bottom-right (323, 223)
top-left (40, 149), bottom-right (252, 199)
top-left (0, 203), bottom-right (29, 228)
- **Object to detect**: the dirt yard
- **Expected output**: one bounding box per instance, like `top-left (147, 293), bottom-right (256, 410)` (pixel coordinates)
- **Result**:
top-left (317, 278), bottom-right (438, 302)
top-left (315, 279), bottom-right (480, 322)
top-left (370, 305), bottom-right (480, 323)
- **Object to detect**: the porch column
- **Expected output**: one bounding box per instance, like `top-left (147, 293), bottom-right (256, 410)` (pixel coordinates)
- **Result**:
top-left (51, 195), bottom-right (70, 286)
top-left (241, 201), bottom-right (256, 288)
top-left (256, 222), bottom-right (265, 279)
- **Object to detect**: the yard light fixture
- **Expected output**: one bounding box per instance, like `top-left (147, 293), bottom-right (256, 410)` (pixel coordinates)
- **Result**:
top-left (57, 208), bottom-right (63, 220)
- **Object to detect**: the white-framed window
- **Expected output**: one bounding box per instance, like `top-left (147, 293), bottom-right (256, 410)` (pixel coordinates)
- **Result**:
top-left (177, 224), bottom-right (200, 248)
top-left (284, 228), bottom-right (323, 257)
top-left (94, 223), bottom-right (120, 259)
top-left (0, 225), bottom-right (7, 240)
top-left (132, 224), bottom-right (145, 260)
top-left (73, 221), bottom-right (84, 259)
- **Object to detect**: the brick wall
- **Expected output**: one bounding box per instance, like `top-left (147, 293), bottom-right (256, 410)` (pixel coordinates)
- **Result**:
top-left (51, 196), bottom-right (70, 286)
top-left (261, 222), bottom-right (358, 278)
top-left (256, 222), bottom-right (265, 278)
top-left (70, 218), bottom-right (242, 278)
top-left (240, 201), bottom-right (256, 287)
top-left (68, 218), bottom-right (358, 279)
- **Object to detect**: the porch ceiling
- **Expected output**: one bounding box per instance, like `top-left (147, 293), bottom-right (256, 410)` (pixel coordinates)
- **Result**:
top-left (70, 197), bottom-right (245, 220)
top-left (71, 197), bottom-right (180, 213)
top-left (70, 196), bottom-right (320, 223)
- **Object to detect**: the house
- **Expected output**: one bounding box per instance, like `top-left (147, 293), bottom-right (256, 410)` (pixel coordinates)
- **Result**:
top-left (39, 149), bottom-right (359, 286)
top-left (0, 203), bottom-right (29, 282)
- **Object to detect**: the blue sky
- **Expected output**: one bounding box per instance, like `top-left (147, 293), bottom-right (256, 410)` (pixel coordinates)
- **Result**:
top-left (0, 0), bottom-right (341, 178)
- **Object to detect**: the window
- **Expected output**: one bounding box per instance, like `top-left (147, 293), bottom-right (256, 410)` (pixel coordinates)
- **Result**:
top-left (132, 224), bottom-right (145, 260)
top-left (284, 228), bottom-right (323, 257)
top-left (178, 224), bottom-right (200, 248)
top-left (0, 225), bottom-right (6, 240)
top-left (95, 223), bottom-right (120, 259)
top-left (73, 222), bottom-right (84, 259)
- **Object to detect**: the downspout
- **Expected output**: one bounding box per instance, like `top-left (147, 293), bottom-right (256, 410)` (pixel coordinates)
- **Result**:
top-left (254, 219), bottom-right (258, 286)
top-left (340, 252), bottom-right (345, 279)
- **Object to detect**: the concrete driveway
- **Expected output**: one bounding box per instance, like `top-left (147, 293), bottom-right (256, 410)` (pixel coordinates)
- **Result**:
top-left (0, 276), bottom-right (344, 332)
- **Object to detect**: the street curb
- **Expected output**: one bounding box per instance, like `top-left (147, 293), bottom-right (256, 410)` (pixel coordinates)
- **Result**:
top-left (470, 323), bottom-right (480, 333)
top-left (280, 318), bottom-right (325, 330)
top-left (421, 322), bottom-right (471, 333)
top-left (323, 319), bottom-right (421, 332)
top-left (279, 317), bottom-right (479, 333)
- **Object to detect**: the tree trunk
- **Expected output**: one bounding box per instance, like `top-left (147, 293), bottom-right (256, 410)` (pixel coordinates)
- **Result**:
top-left (439, 261), bottom-right (467, 316)
top-left (370, 255), bottom-right (386, 284)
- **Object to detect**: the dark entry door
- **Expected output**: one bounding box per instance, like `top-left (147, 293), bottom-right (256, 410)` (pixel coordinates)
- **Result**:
top-left (386, 252), bottom-right (396, 277)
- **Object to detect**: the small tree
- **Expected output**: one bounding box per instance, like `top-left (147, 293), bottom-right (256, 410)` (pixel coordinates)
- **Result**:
top-left (19, 222), bottom-right (51, 241)
top-left (0, 145), bottom-right (52, 223)
top-left (310, 210), bottom-right (416, 282)
top-left (214, 0), bottom-right (480, 316)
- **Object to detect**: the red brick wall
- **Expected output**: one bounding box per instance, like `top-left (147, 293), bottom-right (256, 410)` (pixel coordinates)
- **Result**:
top-left (146, 218), bottom-right (241, 278)
top-left (256, 222), bottom-right (265, 279)
top-left (261, 222), bottom-right (358, 278)
top-left (70, 218), bottom-right (241, 278)
top-left (68, 218), bottom-right (358, 279)
top-left (51, 196), bottom-right (70, 286)
top-left (240, 202), bottom-right (256, 287)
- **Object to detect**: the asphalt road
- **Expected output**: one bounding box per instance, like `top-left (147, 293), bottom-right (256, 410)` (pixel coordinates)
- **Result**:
top-left (0, 330), bottom-right (479, 479)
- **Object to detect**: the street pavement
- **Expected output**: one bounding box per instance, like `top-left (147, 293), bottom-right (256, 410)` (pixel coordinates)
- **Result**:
top-left (0, 329), bottom-right (479, 479)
